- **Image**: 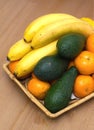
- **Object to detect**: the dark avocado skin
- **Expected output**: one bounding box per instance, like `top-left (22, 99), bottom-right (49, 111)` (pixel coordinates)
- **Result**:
top-left (57, 33), bottom-right (86, 59)
top-left (44, 66), bottom-right (78, 113)
top-left (33, 54), bottom-right (69, 82)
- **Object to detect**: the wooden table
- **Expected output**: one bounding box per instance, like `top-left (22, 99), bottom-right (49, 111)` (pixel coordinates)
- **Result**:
top-left (1, 0), bottom-right (94, 129)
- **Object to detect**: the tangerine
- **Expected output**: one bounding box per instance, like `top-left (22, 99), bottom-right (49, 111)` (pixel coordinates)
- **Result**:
top-left (27, 78), bottom-right (51, 100)
top-left (73, 75), bottom-right (94, 98)
top-left (68, 60), bottom-right (75, 69)
top-left (86, 33), bottom-right (94, 53)
top-left (74, 51), bottom-right (94, 75)
top-left (8, 60), bottom-right (19, 74)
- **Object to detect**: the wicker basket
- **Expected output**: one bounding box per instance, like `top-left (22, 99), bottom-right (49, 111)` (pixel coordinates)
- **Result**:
top-left (3, 63), bottom-right (94, 118)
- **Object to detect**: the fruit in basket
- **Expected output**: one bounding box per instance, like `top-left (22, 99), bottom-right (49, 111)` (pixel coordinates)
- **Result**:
top-left (74, 51), bottom-right (94, 75)
top-left (56, 33), bottom-right (86, 59)
top-left (24, 13), bottom-right (77, 42)
top-left (31, 18), bottom-right (94, 49)
top-left (5, 13), bottom-right (94, 116)
top-left (7, 39), bottom-right (32, 61)
top-left (14, 40), bottom-right (57, 78)
top-left (86, 33), bottom-right (94, 53)
top-left (44, 66), bottom-right (78, 113)
top-left (73, 75), bottom-right (94, 98)
top-left (27, 78), bottom-right (51, 100)
top-left (33, 54), bottom-right (69, 82)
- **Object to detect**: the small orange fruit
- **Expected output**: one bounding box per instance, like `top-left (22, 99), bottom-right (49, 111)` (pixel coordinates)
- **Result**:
top-left (73, 75), bottom-right (94, 98)
top-left (8, 60), bottom-right (19, 74)
top-left (31, 72), bottom-right (37, 78)
top-left (86, 33), bottom-right (94, 53)
top-left (74, 51), bottom-right (94, 75)
top-left (27, 78), bottom-right (51, 100)
top-left (92, 73), bottom-right (94, 79)
top-left (68, 60), bottom-right (75, 69)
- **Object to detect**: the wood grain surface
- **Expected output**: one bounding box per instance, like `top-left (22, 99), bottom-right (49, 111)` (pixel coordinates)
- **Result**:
top-left (0, 0), bottom-right (94, 130)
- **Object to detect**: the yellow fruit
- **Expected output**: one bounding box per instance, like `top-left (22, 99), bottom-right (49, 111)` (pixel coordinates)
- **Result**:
top-left (24, 13), bottom-right (76, 42)
top-left (31, 18), bottom-right (94, 49)
top-left (7, 39), bottom-right (32, 61)
top-left (81, 17), bottom-right (94, 28)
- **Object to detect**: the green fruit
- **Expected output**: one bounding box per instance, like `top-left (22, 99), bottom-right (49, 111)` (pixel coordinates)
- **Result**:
top-left (33, 55), bottom-right (69, 82)
top-left (44, 66), bottom-right (78, 113)
top-left (57, 33), bottom-right (86, 59)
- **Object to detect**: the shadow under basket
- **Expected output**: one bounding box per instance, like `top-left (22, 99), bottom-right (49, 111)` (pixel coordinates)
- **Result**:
top-left (3, 63), bottom-right (94, 118)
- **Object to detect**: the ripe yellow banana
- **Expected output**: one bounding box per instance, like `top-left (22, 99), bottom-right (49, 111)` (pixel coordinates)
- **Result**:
top-left (81, 17), bottom-right (94, 28)
top-left (14, 40), bottom-right (58, 78)
top-left (24, 13), bottom-right (77, 42)
top-left (7, 39), bottom-right (32, 61)
top-left (31, 18), bottom-right (94, 49)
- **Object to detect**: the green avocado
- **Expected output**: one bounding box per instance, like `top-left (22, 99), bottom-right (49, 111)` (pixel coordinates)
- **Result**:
top-left (57, 33), bottom-right (86, 59)
top-left (33, 54), bottom-right (69, 82)
top-left (44, 66), bottom-right (78, 113)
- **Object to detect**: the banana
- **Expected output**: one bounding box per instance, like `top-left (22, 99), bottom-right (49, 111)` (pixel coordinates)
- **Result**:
top-left (81, 17), bottom-right (94, 28)
top-left (24, 13), bottom-right (77, 42)
top-left (14, 40), bottom-right (57, 78)
top-left (31, 18), bottom-right (94, 49)
top-left (7, 39), bottom-right (32, 61)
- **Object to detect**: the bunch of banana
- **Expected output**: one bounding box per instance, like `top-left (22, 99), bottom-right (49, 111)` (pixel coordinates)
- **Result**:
top-left (7, 13), bottom-right (77, 61)
top-left (24, 13), bottom-right (77, 42)
top-left (31, 17), bottom-right (94, 49)
top-left (7, 13), bottom-right (94, 79)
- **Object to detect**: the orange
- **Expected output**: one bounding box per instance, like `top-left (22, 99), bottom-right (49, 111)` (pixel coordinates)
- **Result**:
top-left (68, 60), bottom-right (75, 69)
top-left (92, 73), bottom-right (94, 79)
top-left (27, 78), bottom-right (51, 100)
top-left (74, 51), bottom-right (94, 75)
top-left (8, 60), bottom-right (19, 74)
top-left (73, 75), bottom-right (94, 98)
top-left (86, 33), bottom-right (94, 53)
top-left (31, 72), bottom-right (37, 78)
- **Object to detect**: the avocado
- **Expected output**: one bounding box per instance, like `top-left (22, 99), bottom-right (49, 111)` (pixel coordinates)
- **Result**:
top-left (33, 55), bottom-right (69, 81)
top-left (56, 33), bottom-right (86, 59)
top-left (44, 66), bottom-right (78, 113)
top-left (33, 54), bottom-right (69, 82)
